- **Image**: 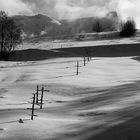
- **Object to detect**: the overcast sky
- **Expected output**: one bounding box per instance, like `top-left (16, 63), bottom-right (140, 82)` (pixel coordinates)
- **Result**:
top-left (0, 0), bottom-right (140, 28)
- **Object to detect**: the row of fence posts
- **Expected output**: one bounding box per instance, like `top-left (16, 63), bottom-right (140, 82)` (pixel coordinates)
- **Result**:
top-left (30, 55), bottom-right (91, 120)
top-left (31, 85), bottom-right (49, 120)
top-left (76, 56), bottom-right (92, 76)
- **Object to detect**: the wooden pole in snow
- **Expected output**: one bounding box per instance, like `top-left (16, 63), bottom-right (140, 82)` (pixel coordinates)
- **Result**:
top-left (36, 85), bottom-right (39, 104)
top-left (76, 61), bottom-right (79, 75)
top-left (40, 87), bottom-right (44, 109)
top-left (87, 56), bottom-right (90, 62)
top-left (84, 57), bottom-right (86, 66)
top-left (31, 94), bottom-right (35, 120)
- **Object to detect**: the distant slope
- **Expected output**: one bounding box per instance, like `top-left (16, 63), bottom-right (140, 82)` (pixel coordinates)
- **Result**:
top-left (13, 12), bottom-right (118, 39)
top-left (13, 14), bottom-right (61, 37)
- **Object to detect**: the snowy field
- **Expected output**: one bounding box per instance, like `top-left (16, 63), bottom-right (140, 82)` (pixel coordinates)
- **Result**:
top-left (18, 36), bottom-right (140, 50)
top-left (1, 50), bottom-right (140, 140)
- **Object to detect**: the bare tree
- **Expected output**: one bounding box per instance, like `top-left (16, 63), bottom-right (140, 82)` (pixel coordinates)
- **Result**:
top-left (0, 11), bottom-right (21, 56)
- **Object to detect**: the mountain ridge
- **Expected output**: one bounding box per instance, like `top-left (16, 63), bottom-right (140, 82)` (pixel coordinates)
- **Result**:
top-left (13, 12), bottom-right (118, 39)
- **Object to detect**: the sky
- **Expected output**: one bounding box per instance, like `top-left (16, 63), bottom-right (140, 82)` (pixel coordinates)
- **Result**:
top-left (0, 0), bottom-right (140, 28)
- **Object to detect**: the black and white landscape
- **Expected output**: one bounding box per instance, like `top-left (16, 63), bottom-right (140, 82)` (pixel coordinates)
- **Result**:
top-left (1, 1), bottom-right (140, 140)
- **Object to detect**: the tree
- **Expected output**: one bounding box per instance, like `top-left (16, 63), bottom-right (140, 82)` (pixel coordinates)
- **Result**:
top-left (120, 18), bottom-right (136, 37)
top-left (93, 21), bottom-right (103, 33)
top-left (0, 11), bottom-right (21, 56)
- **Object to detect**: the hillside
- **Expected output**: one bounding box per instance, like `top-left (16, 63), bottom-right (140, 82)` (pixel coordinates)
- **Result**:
top-left (1, 43), bottom-right (140, 140)
top-left (13, 14), bottom-right (61, 38)
top-left (13, 12), bottom-right (118, 39)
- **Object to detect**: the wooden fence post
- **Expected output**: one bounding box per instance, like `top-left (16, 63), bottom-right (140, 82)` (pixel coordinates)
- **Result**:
top-left (36, 85), bottom-right (39, 104)
top-left (84, 57), bottom-right (86, 66)
top-left (31, 94), bottom-right (35, 120)
top-left (76, 61), bottom-right (79, 75)
top-left (87, 56), bottom-right (90, 62)
top-left (40, 87), bottom-right (44, 109)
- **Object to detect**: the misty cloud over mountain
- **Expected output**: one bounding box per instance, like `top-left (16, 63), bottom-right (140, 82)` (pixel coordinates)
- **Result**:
top-left (21, 0), bottom-right (117, 19)
top-left (0, 0), bottom-right (140, 28)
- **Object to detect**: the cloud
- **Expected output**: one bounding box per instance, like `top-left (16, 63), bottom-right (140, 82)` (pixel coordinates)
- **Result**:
top-left (118, 0), bottom-right (140, 28)
top-left (55, 0), bottom-right (119, 19)
top-left (21, 0), bottom-right (58, 18)
top-left (21, 0), bottom-right (117, 19)
top-left (0, 0), bottom-right (32, 15)
top-left (0, 0), bottom-right (140, 28)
